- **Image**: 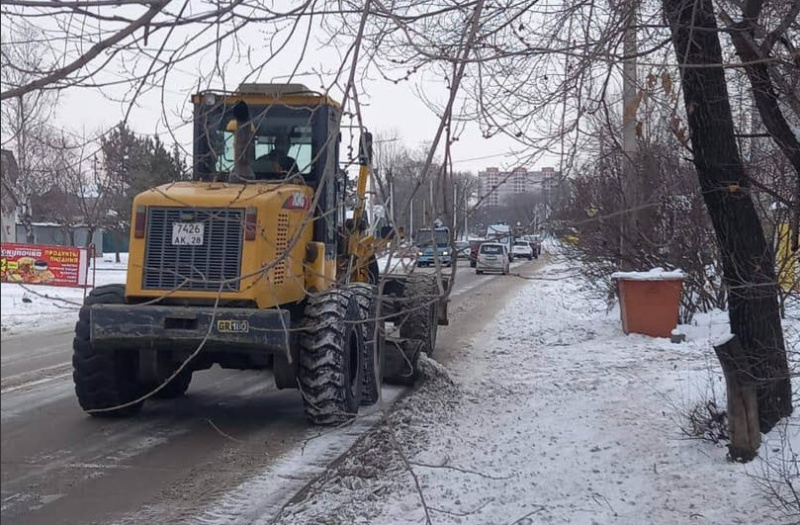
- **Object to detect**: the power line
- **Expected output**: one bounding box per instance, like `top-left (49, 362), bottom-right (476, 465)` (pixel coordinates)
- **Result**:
top-left (449, 151), bottom-right (511, 165)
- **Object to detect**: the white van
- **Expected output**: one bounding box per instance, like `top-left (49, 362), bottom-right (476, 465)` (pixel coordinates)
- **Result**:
top-left (476, 242), bottom-right (510, 275)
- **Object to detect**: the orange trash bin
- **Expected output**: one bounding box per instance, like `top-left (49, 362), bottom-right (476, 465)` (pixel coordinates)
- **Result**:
top-left (612, 269), bottom-right (685, 338)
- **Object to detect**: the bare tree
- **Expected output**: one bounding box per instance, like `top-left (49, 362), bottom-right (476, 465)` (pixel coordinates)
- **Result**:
top-left (0, 21), bottom-right (60, 242)
top-left (716, 0), bottom-right (800, 254)
top-left (663, 0), bottom-right (792, 434)
top-left (1, 0), bottom-right (793, 437)
top-left (50, 134), bottom-right (112, 248)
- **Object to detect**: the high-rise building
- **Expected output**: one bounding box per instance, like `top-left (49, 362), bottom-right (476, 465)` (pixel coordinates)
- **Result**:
top-left (477, 166), bottom-right (559, 206)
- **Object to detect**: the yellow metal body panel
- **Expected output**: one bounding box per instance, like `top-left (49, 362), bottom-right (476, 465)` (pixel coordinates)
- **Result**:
top-left (777, 222), bottom-right (799, 292)
top-left (304, 241), bottom-right (336, 293)
top-left (126, 181), bottom-right (316, 309)
top-left (191, 93), bottom-right (341, 110)
top-left (351, 236), bottom-right (379, 283)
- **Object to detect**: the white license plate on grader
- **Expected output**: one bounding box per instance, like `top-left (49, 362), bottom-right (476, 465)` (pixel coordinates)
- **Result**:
top-left (171, 222), bottom-right (204, 245)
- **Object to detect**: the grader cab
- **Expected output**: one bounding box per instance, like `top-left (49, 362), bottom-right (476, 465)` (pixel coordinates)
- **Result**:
top-left (72, 83), bottom-right (448, 425)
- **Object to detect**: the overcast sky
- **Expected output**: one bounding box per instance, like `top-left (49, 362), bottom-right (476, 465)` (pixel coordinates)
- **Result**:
top-left (33, 4), bottom-right (563, 176)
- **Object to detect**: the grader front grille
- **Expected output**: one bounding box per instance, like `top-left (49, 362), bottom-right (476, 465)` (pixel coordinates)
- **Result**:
top-left (143, 207), bottom-right (244, 292)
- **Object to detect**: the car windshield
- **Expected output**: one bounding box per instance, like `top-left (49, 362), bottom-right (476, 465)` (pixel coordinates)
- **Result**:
top-left (416, 229), bottom-right (449, 247)
top-left (514, 242), bottom-right (529, 247)
top-left (480, 244), bottom-right (503, 254)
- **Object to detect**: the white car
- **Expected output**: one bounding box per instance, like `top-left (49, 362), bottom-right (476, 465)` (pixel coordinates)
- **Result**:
top-left (476, 242), bottom-right (510, 275)
top-left (512, 241), bottom-right (534, 261)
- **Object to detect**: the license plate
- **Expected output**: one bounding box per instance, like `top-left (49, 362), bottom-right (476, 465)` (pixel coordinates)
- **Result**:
top-left (172, 222), bottom-right (204, 245)
top-left (217, 320), bottom-right (249, 333)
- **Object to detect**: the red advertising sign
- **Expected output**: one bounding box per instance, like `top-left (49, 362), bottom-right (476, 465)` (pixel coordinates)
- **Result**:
top-left (1, 243), bottom-right (91, 287)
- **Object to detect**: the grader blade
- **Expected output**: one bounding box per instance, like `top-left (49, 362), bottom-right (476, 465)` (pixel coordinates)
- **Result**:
top-left (383, 337), bottom-right (424, 386)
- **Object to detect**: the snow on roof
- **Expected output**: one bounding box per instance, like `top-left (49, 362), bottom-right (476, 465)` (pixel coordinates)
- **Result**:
top-left (611, 267), bottom-right (685, 281)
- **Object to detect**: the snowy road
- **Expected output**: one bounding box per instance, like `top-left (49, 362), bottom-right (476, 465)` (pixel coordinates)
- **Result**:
top-left (0, 259), bottom-right (538, 525)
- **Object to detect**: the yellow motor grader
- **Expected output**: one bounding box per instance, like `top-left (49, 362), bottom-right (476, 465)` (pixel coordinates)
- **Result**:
top-left (72, 83), bottom-right (448, 425)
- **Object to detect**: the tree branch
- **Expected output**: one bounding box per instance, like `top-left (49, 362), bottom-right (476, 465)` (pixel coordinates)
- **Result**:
top-left (761, 1), bottom-right (800, 55)
top-left (4, 0), bottom-right (151, 6)
top-left (0, 1), bottom-right (168, 101)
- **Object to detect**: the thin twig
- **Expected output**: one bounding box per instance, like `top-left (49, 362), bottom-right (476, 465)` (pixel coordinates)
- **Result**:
top-left (204, 418), bottom-right (245, 444)
top-left (386, 419), bottom-right (433, 525)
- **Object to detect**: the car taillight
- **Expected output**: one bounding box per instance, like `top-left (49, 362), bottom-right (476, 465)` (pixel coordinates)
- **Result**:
top-left (245, 207), bottom-right (257, 241)
top-left (134, 206), bottom-right (147, 238)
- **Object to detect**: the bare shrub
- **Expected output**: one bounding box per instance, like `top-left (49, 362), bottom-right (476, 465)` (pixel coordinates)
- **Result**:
top-left (554, 116), bottom-right (725, 322)
top-left (684, 400), bottom-right (729, 444)
top-left (749, 420), bottom-right (800, 522)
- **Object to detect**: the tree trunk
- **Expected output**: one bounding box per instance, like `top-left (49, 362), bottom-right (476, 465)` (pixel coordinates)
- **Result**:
top-left (22, 210), bottom-right (35, 243)
top-left (114, 231), bottom-right (122, 263)
top-left (85, 227), bottom-right (95, 249)
top-left (714, 335), bottom-right (760, 462)
top-left (663, 0), bottom-right (792, 433)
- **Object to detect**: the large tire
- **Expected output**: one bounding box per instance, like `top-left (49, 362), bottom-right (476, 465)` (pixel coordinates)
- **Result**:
top-left (298, 289), bottom-right (364, 425)
top-left (73, 284), bottom-right (144, 417)
top-left (398, 274), bottom-right (439, 356)
top-left (151, 369), bottom-right (192, 399)
top-left (347, 283), bottom-right (384, 406)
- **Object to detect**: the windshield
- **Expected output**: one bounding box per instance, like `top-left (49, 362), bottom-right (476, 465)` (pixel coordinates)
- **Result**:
top-left (416, 228), bottom-right (449, 247)
top-left (480, 244), bottom-right (503, 254)
top-left (195, 102), bottom-right (317, 179)
top-left (514, 242), bottom-right (529, 247)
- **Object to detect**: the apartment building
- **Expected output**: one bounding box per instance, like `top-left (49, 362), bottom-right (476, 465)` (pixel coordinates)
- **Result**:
top-left (478, 166), bottom-right (559, 206)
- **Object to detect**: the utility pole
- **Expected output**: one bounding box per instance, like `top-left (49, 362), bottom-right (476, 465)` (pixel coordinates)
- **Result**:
top-left (620, 0), bottom-right (639, 269)
top-left (388, 168), bottom-right (395, 226)
top-left (464, 188), bottom-right (469, 239)
top-left (410, 199), bottom-right (414, 238)
top-left (429, 174), bottom-right (434, 225)
top-left (453, 181), bottom-right (458, 239)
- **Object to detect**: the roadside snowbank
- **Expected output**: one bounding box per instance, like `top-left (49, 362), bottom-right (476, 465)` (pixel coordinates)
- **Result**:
top-left (376, 255), bottom-right (417, 275)
top-left (1, 254), bottom-right (128, 335)
top-left (273, 260), bottom-right (799, 525)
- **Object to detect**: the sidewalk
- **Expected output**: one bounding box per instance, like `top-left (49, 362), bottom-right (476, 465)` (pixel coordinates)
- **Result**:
top-left (272, 260), bottom-right (799, 525)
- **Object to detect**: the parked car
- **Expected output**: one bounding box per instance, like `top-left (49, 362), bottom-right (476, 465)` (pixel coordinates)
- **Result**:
top-left (512, 240), bottom-right (535, 261)
top-left (469, 239), bottom-right (484, 268)
top-left (476, 242), bottom-right (510, 275)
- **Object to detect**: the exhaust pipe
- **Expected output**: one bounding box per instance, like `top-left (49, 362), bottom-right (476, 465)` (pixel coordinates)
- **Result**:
top-left (232, 101), bottom-right (254, 181)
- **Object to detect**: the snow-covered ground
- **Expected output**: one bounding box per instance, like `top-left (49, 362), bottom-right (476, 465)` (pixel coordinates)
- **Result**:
top-left (1, 253), bottom-right (128, 335)
top-left (377, 254), bottom-right (417, 275)
top-left (3, 247), bottom-right (797, 524)
top-left (271, 258), bottom-right (800, 525)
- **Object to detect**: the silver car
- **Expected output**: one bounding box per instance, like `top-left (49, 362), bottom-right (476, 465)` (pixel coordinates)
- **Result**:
top-left (475, 242), bottom-right (510, 275)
